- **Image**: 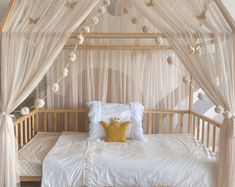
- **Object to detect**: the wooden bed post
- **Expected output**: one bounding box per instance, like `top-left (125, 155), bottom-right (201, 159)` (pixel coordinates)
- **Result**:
top-left (188, 75), bottom-right (194, 134)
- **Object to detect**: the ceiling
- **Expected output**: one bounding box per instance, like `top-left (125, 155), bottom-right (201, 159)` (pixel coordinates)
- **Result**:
top-left (0, 0), bottom-right (234, 28)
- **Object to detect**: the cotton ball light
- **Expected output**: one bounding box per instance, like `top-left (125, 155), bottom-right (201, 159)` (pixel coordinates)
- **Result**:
top-left (77, 34), bottom-right (84, 45)
top-left (197, 92), bottom-right (206, 100)
top-left (52, 83), bottom-right (59, 93)
top-left (223, 111), bottom-right (232, 119)
top-left (131, 17), bottom-right (138, 24)
top-left (34, 99), bottom-right (45, 109)
top-left (123, 7), bottom-right (129, 14)
top-left (63, 68), bottom-right (69, 77)
top-left (103, 0), bottom-right (110, 6)
top-left (98, 6), bottom-right (106, 14)
top-left (21, 107), bottom-right (30, 115)
top-left (167, 56), bottom-right (173, 65)
top-left (69, 52), bottom-right (76, 62)
top-left (91, 16), bottom-right (99, 25)
top-left (82, 26), bottom-right (90, 33)
top-left (214, 106), bottom-right (224, 114)
top-left (142, 25), bottom-right (150, 33)
top-left (155, 37), bottom-right (164, 45)
top-left (182, 76), bottom-right (191, 84)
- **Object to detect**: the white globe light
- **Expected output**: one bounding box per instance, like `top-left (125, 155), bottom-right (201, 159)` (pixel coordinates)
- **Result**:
top-left (98, 6), bottom-right (106, 14)
top-left (83, 26), bottom-right (90, 33)
top-left (131, 17), bottom-right (138, 24)
top-left (198, 92), bottom-right (206, 100)
top-left (103, 0), bottom-right (110, 6)
top-left (155, 37), bottom-right (164, 45)
top-left (214, 106), bottom-right (224, 114)
top-left (69, 52), bottom-right (76, 62)
top-left (21, 107), bottom-right (30, 115)
top-left (123, 7), bottom-right (129, 14)
top-left (142, 25), bottom-right (150, 33)
top-left (91, 16), bottom-right (99, 25)
top-left (167, 56), bottom-right (173, 65)
top-left (52, 83), bottom-right (59, 92)
top-left (63, 68), bottom-right (69, 77)
top-left (34, 99), bottom-right (45, 109)
top-left (182, 76), bottom-right (191, 84)
top-left (77, 34), bottom-right (84, 45)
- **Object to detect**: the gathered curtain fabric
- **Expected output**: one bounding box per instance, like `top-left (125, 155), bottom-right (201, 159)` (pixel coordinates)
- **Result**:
top-left (0, 0), bottom-right (98, 186)
top-left (131, 0), bottom-right (235, 186)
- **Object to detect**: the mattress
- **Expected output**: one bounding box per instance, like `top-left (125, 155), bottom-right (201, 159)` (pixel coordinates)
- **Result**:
top-left (19, 132), bottom-right (60, 176)
top-left (42, 132), bottom-right (216, 187)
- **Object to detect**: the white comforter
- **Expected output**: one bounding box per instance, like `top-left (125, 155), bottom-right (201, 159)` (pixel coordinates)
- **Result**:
top-left (42, 132), bottom-right (216, 187)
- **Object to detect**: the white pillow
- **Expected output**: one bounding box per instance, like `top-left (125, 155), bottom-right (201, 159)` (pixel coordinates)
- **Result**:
top-left (87, 101), bottom-right (146, 142)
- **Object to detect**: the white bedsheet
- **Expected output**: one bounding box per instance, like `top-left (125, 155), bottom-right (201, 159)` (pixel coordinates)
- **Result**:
top-left (19, 132), bottom-right (60, 176)
top-left (42, 132), bottom-right (216, 187)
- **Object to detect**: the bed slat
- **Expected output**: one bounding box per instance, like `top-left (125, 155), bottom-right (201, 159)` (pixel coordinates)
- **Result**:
top-left (158, 113), bottom-right (163, 133)
top-left (197, 117), bottom-right (200, 141)
top-left (20, 122), bottom-right (23, 148)
top-left (207, 122), bottom-right (210, 148)
top-left (212, 125), bottom-right (216, 152)
top-left (147, 113), bottom-right (153, 134)
top-left (201, 120), bottom-right (205, 144)
top-left (24, 119), bottom-right (28, 144)
top-left (180, 113), bottom-right (184, 134)
top-left (64, 112), bottom-right (68, 131)
top-left (29, 117), bottom-right (32, 140)
top-left (75, 112), bottom-right (78, 131)
top-left (53, 112), bottom-right (57, 132)
top-left (193, 115), bottom-right (196, 136)
top-left (169, 113), bottom-right (173, 134)
top-left (32, 114), bottom-right (35, 136)
top-left (43, 112), bottom-right (48, 131)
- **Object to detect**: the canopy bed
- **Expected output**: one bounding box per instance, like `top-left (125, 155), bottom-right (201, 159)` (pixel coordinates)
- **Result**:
top-left (0, 0), bottom-right (235, 187)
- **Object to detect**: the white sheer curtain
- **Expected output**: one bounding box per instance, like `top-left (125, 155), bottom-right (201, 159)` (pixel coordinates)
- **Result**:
top-left (0, 0), bottom-right (98, 186)
top-left (131, 0), bottom-right (235, 186)
top-left (47, 49), bottom-right (189, 110)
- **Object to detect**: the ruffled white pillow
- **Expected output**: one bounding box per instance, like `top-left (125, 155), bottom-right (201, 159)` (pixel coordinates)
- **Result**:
top-left (87, 101), bottom-right (146, 142)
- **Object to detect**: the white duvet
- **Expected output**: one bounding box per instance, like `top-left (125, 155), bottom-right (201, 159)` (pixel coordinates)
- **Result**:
top-left (42, 132), bottom-right (216, 187)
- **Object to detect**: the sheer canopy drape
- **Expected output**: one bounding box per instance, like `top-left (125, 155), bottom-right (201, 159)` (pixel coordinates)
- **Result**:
top-left (0, 0), bottom-right (98, 186)
top-left (47, 49), bottom-right (189, 110)
top-left (131, 0), bottom-right (235, 186)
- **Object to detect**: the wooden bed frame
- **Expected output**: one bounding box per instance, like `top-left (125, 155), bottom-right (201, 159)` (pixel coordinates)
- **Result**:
top-left (14, 108), bottom-right (221, 182)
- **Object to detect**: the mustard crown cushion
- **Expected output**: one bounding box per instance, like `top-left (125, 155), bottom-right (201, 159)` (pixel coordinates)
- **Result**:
top-left (100, 118), bottom-right (132, 142)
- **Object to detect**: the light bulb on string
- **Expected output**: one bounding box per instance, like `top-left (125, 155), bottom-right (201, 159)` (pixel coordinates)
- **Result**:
top-left (18, 3), bottom-right (109, 115)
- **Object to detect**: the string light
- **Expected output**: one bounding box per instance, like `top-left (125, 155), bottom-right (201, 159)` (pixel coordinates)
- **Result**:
top-left (19, 1), bottom-right (110, 115)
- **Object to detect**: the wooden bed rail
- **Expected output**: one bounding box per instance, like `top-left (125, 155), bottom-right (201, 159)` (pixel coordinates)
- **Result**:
top-left (190, 111), bottom-right (221, 152)
top-left (14, 109), bottom-right (221, 153)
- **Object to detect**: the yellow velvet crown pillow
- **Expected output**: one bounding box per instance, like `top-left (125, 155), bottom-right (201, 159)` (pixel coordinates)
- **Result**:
top-left (100, 118), bottom-right (132, 142)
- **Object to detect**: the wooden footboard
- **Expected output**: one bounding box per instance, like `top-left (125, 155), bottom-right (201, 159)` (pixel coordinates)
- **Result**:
top-left (14, 110), bottom-right (38, 149)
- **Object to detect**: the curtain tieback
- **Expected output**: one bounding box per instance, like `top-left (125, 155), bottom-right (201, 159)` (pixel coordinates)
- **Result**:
top-left (0, 112), bottom-right (15, 118)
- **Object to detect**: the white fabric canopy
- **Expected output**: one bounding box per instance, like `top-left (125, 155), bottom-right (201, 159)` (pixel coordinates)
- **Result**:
top-left (0, 0), bottom-right (98, 186)
top-left (47, 49), bottom-right (189, 110)
top-left (130, 0), bottom-right (235, 186)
